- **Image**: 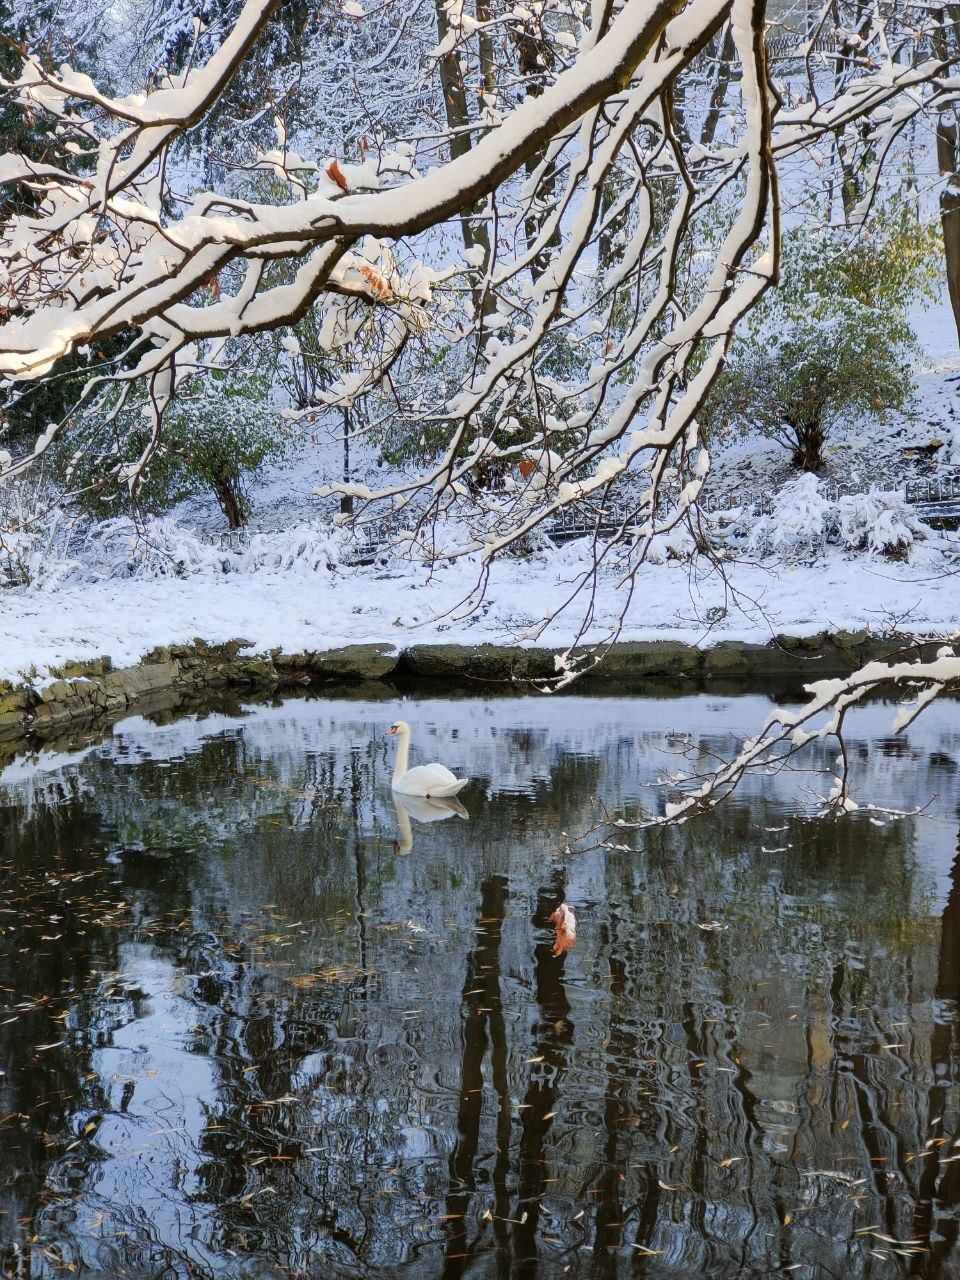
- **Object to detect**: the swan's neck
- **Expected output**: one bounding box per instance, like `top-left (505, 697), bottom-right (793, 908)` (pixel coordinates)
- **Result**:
top-left (392, 727), bottom-right (410, 783)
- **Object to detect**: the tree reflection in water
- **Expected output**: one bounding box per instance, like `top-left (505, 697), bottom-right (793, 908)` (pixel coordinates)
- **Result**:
top-left (0, 692), bottom-right (958, 1278)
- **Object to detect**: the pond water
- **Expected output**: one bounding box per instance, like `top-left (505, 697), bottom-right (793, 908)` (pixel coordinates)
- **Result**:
top-left (2, 689), bottom-right (960, 1279)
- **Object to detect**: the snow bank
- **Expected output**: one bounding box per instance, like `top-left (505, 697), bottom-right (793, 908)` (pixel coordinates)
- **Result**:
top-left (1, 535), bottom-right (958, 685)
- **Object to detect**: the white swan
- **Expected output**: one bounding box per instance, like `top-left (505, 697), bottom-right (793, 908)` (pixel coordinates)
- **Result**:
top-left (386, 721), bottom-right (469, 797)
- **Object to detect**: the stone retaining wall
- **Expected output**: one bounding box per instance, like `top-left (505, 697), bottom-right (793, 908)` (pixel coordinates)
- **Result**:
top-left (0, 630), bottom-right (926, 754)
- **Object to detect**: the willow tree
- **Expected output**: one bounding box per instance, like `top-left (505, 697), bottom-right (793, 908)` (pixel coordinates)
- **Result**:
top-left (0, 0), bottom-right (957, 809)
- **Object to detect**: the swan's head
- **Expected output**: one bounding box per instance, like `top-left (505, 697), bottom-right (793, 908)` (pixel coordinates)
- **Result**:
top-left (386, 720), bottom-right (410, 738)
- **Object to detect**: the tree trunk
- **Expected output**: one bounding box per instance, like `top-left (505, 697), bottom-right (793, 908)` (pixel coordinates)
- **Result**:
top-left (211, 464), bottom-right (246, 529)
top-left (699, 25), bottom-right (735, 149)
top-left (937, 109), bottom-right (960, 349)
top-left (942, 181), bottom-right (960, 348)
top-left (930, 8), bottom-right (960, 350)
top-left (512, 27), bottom-right (561, 281)
top-left (341, 406), bottom-right (353, 515)
top-left (791, 421), bottom-right (825, 472)
top-left (434, 0), bottom-right (493, 310)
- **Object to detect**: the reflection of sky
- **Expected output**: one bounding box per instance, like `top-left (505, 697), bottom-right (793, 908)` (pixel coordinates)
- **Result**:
top-left (82, 945), bottom-right (221, 1273)
top-left (5, 690), bottom-right (960, 898)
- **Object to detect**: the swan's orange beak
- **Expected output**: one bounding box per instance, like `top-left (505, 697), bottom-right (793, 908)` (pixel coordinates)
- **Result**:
top-left (386, 725), bottom-right (397, 734)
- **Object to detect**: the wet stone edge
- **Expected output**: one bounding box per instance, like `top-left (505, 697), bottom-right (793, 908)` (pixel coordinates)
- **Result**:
top-left (0, 631), bottom-right (930, 756)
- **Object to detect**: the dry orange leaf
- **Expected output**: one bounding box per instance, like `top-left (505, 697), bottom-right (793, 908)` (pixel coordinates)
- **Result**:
top-left (358, 263), bottom-right (390, 300)
top-left (327, 158), bottom-right (349, 192)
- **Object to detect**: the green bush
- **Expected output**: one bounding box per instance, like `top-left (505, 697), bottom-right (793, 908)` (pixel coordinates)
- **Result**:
top-left (703, 205), bottom-right (941, 472)
top-left (63, 366), bottom-right (293, 527)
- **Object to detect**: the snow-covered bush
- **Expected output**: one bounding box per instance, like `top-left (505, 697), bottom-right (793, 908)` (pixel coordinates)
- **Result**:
top-left (836, 489), bottom-right (916, 556)
top-left (0, 477), bottom-right (81, 589)
top-left (62, 518), bottom-right (343, 584)
top-left (79, 518), bottom-right (234, 580)
top-left (643, 530), bottom-right (698, 564)
top-left (240, 526), bottom-right (339, 575)
top-left (747, 475), bottom-right (920, 561)
top-left (0, 523), bottom-right (78, 589)
top-left (748, 474), bottom-right (832, 559)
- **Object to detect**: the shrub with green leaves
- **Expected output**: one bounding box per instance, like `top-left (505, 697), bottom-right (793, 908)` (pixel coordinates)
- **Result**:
top-left (63, 367), bottom-right (293, 528)
top-left (703, 205), bottom-right (941, 472)
top-left (377, 327), bottom-right (589, 478)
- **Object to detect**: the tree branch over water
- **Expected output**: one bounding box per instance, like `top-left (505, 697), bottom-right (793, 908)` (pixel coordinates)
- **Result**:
top-left (2, 0), bottom-right (959, 808)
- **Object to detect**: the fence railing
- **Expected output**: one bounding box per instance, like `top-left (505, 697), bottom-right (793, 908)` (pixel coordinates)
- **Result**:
top-left (763, 32), bottom-right (918, 62)
top-left (905, 473), bottom-right (960, 507)
top-left (765, 33), bottom-right (847, 61)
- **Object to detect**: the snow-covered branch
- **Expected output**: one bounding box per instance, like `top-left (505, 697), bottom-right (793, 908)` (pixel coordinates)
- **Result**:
top-left (632, 642), bottom-right (960, 827)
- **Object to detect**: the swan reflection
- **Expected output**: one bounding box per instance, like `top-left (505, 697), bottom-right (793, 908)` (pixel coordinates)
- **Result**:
top-left (392, 792), bottom-right (469, 853)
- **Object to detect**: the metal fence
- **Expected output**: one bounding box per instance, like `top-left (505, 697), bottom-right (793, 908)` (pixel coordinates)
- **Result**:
top-left (905, 473), bottom-right (960, 510)
top-left (765, 33), bottom-right (849, 61)
top-left (548, 496), bottom-right (647, 542)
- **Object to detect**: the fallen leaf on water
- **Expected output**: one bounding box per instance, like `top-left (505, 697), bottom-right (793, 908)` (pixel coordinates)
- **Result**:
top-left (549, 904), bottom-right (577, 957)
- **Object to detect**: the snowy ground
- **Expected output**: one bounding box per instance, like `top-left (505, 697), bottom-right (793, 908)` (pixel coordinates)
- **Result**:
top-left (2, 535), bottom-right (959, 685)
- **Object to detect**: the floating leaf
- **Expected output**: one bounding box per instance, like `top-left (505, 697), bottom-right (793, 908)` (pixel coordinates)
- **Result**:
top-left (549, 904), bottom-right (577, 956)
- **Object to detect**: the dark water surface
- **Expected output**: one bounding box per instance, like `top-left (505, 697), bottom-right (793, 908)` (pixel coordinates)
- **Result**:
top-left (2, 690), bottom-right (960, 1279)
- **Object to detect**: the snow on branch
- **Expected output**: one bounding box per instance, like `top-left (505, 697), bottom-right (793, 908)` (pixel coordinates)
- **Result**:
top-left (1, 0), bottom-right (957, 615)
top-left (628, 643), bottom-right (960, 828)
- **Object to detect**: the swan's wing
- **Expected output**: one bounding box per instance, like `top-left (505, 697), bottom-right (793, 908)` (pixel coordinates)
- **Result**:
top-left (394, 763), bottom-right (467, 797)
top-left (427, 777), bottom-right (469, 797)
top-left (424, 762), bottom-right (459, 786)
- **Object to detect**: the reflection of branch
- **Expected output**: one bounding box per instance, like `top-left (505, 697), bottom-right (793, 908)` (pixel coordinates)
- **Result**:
top-left (620, 641), bottom-right (960, 828)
